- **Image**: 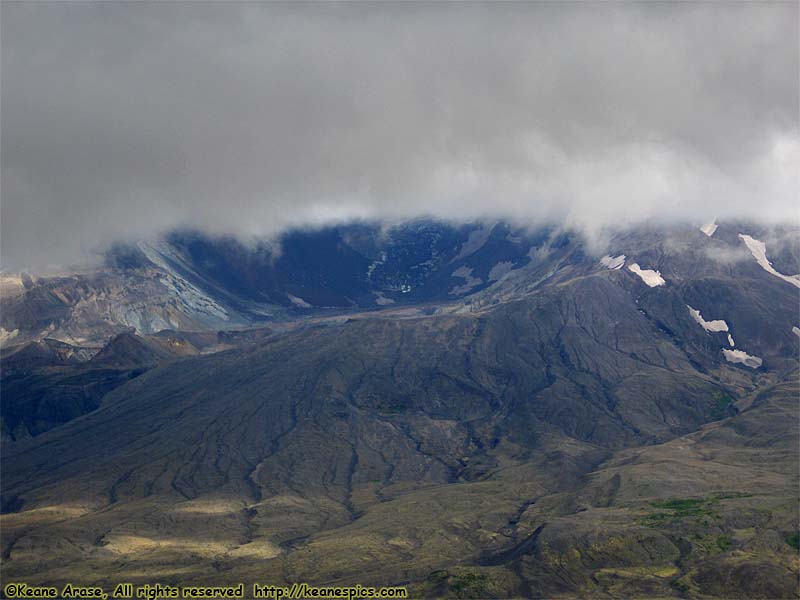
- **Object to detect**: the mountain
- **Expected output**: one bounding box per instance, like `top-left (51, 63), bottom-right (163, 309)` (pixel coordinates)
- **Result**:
top-left (0, 328), bottom-right (274, 442)
top-left (1, 219), bottom-right (798, 598)
top-left (0, 221), bottom-right (556, 345)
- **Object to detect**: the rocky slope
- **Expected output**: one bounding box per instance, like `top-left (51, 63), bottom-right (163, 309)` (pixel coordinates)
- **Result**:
top-left (1, 219), bottom-right (798, 598)
top-left (0, 221), bottom-right (564, 344)
top-left (0, 328), bottom-right (273, 441)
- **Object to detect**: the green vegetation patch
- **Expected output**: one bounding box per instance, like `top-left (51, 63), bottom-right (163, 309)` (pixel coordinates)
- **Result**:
top-left (706, 391), bottom-right (735, 421)
top-left (641, 492), bottom-right (755, 526)
top-left (786, 533), bottom-right (800, 550)
top-left (448, 571), bottom-right (488, 595)
top-left (421, 568), bottom-right (515, 599)
top-left (639, 496), bottom-right (722, 526)
top-left (651, 498), bottom-right (707, 513)
top-left (375, 401), bottom-right (407, 414)
top-left (716, 535), bottom-right (732, 551)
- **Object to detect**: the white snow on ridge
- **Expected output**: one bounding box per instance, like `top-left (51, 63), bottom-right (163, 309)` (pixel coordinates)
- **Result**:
top-left (600, 255), bottom-right (626, 270)
top-left (727, 334), bottom-right (735, 347)
top-left (722, 349), bottom-right (762, 369)
top-left (287, 294), bottom-right (312, 308)
top-left (628, 263), bottom-right (665, 287)
top-left (700, 220), bottom-right (718, 237)
top-left (738, 234), bottom-right (800, 289)
top-left (687, 305), bottom-right (729, 333)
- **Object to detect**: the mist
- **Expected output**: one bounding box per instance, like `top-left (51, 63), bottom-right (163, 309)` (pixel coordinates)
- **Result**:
top-left (2, 1), bottom-right (798, 270)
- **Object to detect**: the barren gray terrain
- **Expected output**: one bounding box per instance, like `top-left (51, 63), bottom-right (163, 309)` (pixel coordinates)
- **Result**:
top-left (1, 221), bottom-right (798, 598)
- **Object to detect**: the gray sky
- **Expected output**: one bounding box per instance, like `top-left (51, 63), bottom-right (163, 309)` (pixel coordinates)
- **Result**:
top-left (2, 1), bottom-right (798, 269)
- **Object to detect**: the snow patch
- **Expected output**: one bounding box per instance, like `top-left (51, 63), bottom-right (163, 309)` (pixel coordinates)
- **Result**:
top-left (738, 234), bottom-right (800, 289)
top-left (488, 261), bottom-right (514, 281)
top-left (792, 326), bottom-right (800, 338)
top-left (727, 334), bottom-right (735, 347)
top-left (722, 349), bottom-right (762, 369)
top-left (287, 294), bottom-right (312, 309)
top-left (600, 255), bottom-right (626, 270)
top-left (372, 291), bottom-right (395, 306)
top-left (108, 304), bottom-right (175, 335)
top-left (452, 225), bottom-right (494, 262)
top-left (700, 220), bottom-right (718, 237)
top-left (450, 266), bottom-right (483, 295)
top-left (628, 263), bottom-right (665, 287)
top-left (366, 252), bottom-right (387, 280)
top-left (687, 305), bottom-right (729, 333)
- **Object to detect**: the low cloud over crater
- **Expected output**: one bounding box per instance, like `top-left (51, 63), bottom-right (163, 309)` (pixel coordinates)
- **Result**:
top-left (2, 2), bottom-right (798, 269)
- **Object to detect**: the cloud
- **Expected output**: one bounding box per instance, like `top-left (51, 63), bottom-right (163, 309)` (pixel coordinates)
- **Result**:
top-left (1, 2), bottom-right (798, 269)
